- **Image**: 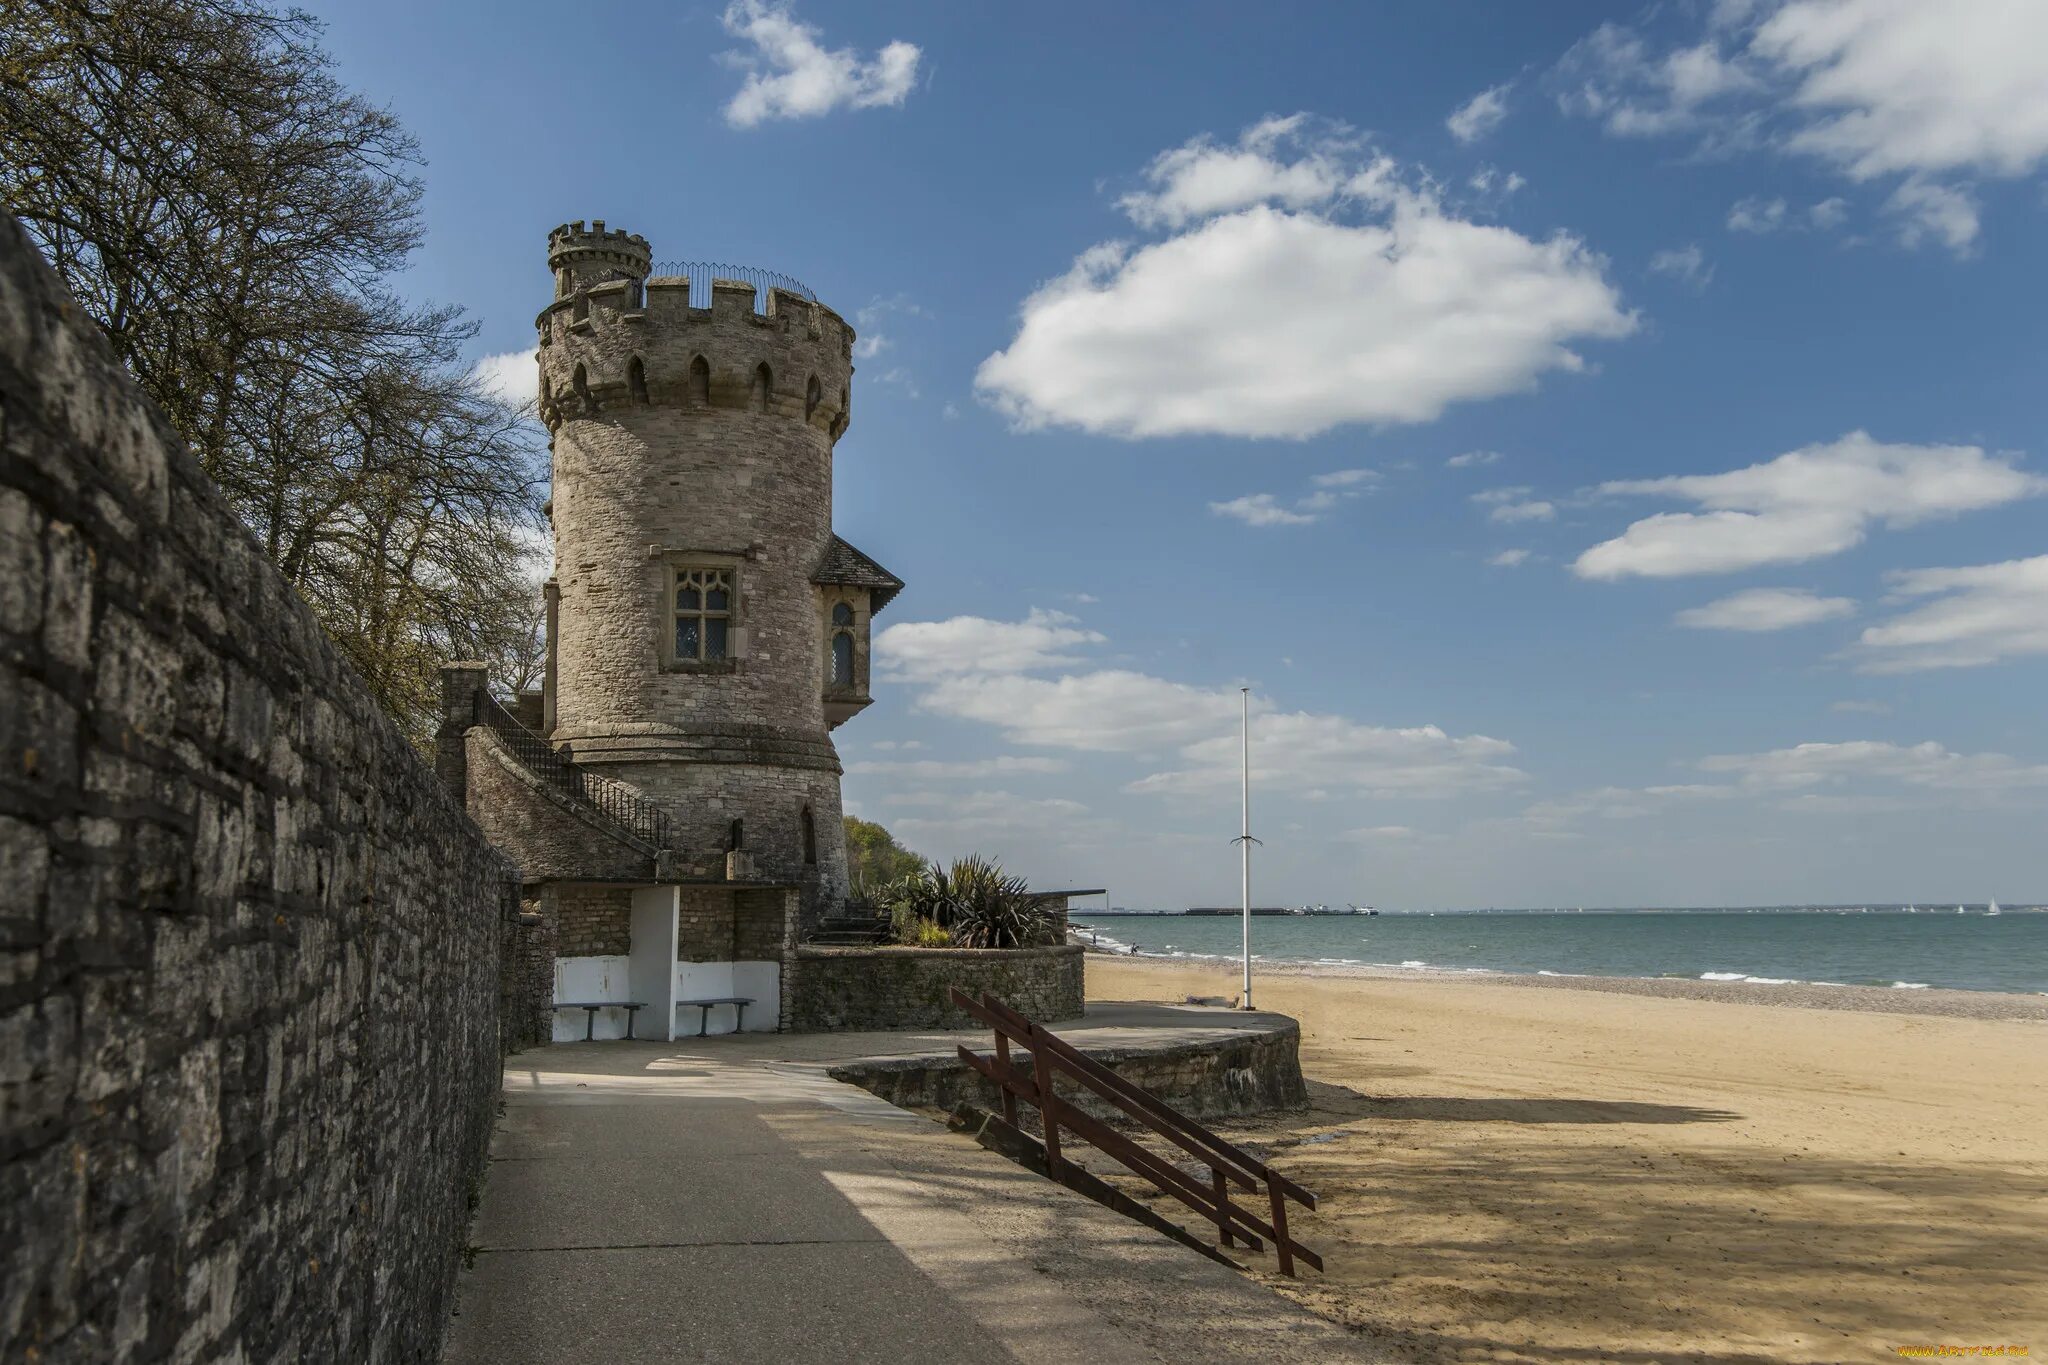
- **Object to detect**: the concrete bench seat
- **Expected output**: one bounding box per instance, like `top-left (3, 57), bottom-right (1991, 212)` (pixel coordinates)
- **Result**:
top-left (676, 996), bottom-right (755, 1037)
top-left (552, 1000), bottom-right (648, 1040)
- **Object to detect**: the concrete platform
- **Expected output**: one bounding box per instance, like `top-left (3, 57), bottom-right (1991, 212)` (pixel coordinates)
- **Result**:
top-left (443, 1002), bottom-right (1391, 1363)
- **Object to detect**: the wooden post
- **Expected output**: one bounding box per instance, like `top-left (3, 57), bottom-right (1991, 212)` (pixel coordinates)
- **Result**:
top-left (994, 1032), bottom-right (1019, 1127)
top-left (1033, 1044), bottom-right (1062, 1175)
top-left (1268, 1180), bottom-right (1295, 1276)
top-left (1212, 1167), bottom-right (1234, 1248)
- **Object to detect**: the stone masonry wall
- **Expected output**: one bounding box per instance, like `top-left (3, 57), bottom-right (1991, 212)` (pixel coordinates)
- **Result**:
top-left (0, 215), bottom-right (512, 1363)
top-left (554, 885), bottom-right (632, 956)
top-left (789, 945), bottom-right (1084, 1031)
top-left (461, 728), bottom-right (656, 885)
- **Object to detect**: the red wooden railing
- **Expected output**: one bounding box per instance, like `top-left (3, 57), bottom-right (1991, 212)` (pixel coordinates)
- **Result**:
top-left (948, 987), bottom-right (1323, 1276)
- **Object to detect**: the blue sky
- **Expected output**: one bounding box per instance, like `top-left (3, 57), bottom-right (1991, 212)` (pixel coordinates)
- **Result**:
top-left (309, 0), bottom-right (2048, 908)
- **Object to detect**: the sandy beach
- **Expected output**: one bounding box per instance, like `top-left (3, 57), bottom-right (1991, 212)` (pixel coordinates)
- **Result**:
top-left (1085, 956), bottom-right (2048, 1364)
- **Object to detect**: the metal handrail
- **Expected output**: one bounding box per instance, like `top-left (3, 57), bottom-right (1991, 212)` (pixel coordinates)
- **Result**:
top-left (646, 261), bottom-right (817, 310)
top-left (473, 691), bottom-right (675, 849)
top-left (949, 988), bottom-right (1323, 1277)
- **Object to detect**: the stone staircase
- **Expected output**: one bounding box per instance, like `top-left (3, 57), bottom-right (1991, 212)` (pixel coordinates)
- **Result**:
top-left (807, 909), bottom-right (892, 947)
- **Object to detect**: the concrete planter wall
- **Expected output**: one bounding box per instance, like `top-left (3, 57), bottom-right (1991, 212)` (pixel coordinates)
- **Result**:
top-left (789, 943), bottom-right (1084, 1031)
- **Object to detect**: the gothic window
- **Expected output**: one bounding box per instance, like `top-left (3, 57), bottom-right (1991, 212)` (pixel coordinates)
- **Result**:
top-left (800, 806), bottom-right (817, 864)
top-left (673, 566), bottom-right (735, 662)
top-left (571, 363), bottom-right (590, 407)
top-left (628, 356), bottom-right (648, 404)
top-left (689, 355), bottom-right (710, 405)
top-left (829, 601), bottom-right (855, 687)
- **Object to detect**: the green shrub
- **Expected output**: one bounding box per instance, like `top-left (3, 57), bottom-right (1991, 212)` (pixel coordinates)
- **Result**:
top-left (872, 854), bottom-right (1058, 949)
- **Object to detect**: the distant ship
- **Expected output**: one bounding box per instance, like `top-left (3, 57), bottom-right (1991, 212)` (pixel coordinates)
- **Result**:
top-left (1987, 899), bottom-right (2001, 916)
top-left (1347, 904), bottom-right (1381, 917)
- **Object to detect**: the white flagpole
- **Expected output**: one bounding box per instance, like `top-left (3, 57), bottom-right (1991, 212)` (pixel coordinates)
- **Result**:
top-left (1237, 687), bottom-right (1254, 1009)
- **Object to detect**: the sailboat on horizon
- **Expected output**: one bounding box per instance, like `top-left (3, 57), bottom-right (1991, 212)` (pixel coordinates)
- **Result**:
top-left (1987, 899), bottom-right (2001, 916)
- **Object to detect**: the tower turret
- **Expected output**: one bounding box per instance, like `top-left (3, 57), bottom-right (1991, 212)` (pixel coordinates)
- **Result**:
top-left (534, 223), bottom-right (893, 919)
top-left (546, 219), bottom-right (651, 299)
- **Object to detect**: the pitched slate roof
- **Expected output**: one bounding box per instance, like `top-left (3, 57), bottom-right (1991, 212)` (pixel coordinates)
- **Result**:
top-left (812, 534), bottom-right (904, 615)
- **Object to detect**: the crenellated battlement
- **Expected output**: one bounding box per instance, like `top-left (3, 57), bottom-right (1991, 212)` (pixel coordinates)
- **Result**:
top-left (547, 219), bottom-right (652, 299)
top-left (533, 254), bottom-right (855, 440)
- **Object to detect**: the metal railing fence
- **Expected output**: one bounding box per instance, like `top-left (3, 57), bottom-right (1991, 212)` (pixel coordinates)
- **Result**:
top-left (647, 261), bottom-right (816, 310)
top-left (473, 690), bottom-right (675, 849)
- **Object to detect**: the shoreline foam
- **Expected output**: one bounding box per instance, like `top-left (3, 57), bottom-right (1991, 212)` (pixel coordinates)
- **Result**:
top-left (1082, 946), bottom-right (2048, 1022)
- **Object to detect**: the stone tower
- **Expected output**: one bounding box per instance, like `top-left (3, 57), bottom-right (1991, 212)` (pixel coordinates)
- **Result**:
top-left (532, 221), bottom-right (899, 919)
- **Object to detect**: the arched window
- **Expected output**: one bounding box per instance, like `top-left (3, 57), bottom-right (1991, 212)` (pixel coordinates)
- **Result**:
top-left (829, 602), bottom-right (856, 687)
top-left (571, 363), bottom-right (590, 408)
top-left (800, 806), bottom-right (817, 865)
top-left (728, 818), bottom-right (744, 852)
top-left (628, 356), bottom-right (648, 404)
top-left (689, 355), bottom-right (710, 405)
top-left (754, 363), bottom-right (772, 413)
top-left (805, 375), bottom-right (821, 420)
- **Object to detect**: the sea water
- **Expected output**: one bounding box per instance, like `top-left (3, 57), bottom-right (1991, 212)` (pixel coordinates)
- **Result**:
top-left (1068, 909), bottom-right (2048, 995)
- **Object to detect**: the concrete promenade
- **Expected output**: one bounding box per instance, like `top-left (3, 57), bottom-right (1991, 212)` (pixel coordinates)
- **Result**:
top-left (442, 1005), bottom-right (1391, 1363)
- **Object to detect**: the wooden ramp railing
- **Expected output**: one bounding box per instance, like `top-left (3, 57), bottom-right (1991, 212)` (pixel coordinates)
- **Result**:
top-left (948, 987), bottom-right (1323, 1276)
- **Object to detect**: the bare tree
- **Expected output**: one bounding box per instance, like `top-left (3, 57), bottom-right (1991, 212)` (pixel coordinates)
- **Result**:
top-left (1, 0), bottom-right (544, 740)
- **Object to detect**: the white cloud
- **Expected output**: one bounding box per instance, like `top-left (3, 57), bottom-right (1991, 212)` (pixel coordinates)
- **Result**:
top-left (874, 608), bottom-right (1105, 681)
top-left (1855, 553), bottom-right (2048, 672)
top-left (1728, 194), bottom-right (1852, 234)
top-left (1700, 739), bottom-right (2048, 792)
top-left (888, 791), bottom-right (1093, 839)
top-left (852, 294), bottom-right (928, 361)
top-left (1553, 25), bottom-right (1761, 138)
top-left (847, 756), bottom-right (1069, 779)
top-left (1885, 177), bottom-right (1980, 253)
top-left (719, 0), bottom-right (920, 129)
top-left (919, 668), bottom-right (1242, 754)
top-left (1727, 195), bottom-right (1790, 232)
top-left (1649, 243), bottom-right (1714, 290)
top-left (881, 610), bottom-right (1524, 801)
top-left (1210, 492), bottom-right (1319, 527)
top-left (1116, 113), bottom-right (1349, 230)
top-left (1558, 1), bottom-right (2048, 253)
top-left (474, 350), bottom-right (538, 407)
top-left (1469, 166), bottom-right (1529, 195)
top-left (1447, 450), bottom-right (1503, 468)
top-left (1518, 782), bottom-right (1740, 829)
top-left (1574, 432), bottom-right (2045, 579)
top-left (1312, 467), bottom-right (1381, 488)
top-left (1474, 486), bottom-right (1555, 524)
top-left (1674, 586), bottom-right (1855, 631)
top-left (975, 117), bottom-right (1636, 440)
top-left (1490, 500), bottom-right (1556, 524)
top-left (1128, 713), bottom-right (1524, 800)
top-left (1488, 548), bottom-right (1532, 568)
top-left (1448, 83), bottom-right (1513, 143)
top-left (1753, 0), bottom-right (2048, 182)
